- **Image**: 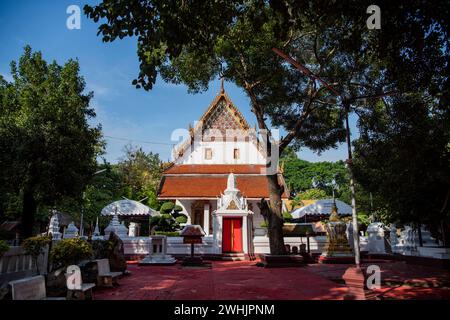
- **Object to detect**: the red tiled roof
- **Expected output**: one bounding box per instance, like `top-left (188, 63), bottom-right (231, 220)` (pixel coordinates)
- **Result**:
top-left (164, 164), bottom-right (270, 175)
top-left (158, 175), bottom-right (288, 199)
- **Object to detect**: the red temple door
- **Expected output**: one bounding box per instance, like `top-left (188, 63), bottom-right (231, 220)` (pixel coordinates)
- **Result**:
top-left (222, 218), bottom-right (243, 253)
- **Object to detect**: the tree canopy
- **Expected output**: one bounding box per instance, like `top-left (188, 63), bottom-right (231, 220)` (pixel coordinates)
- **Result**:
top-left (0, 46), bottom-right (102, 237)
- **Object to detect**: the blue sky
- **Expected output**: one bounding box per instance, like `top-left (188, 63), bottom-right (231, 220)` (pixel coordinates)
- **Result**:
top-left (0, 0), bottom-right (356, 163)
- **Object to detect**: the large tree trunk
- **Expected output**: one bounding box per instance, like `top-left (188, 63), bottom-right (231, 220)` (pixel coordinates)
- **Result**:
top-left (21, 188), bottom-right (37, 238)
top-left (266, 174), bottom-right (286, 255)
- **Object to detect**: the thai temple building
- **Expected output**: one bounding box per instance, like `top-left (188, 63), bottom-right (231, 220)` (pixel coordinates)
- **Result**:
top-left (157, 86), bottom-right (289, 257)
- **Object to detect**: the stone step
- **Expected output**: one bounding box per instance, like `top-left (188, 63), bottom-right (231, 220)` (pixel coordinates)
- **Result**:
top-left (222, 253), bottom-right (246, 261)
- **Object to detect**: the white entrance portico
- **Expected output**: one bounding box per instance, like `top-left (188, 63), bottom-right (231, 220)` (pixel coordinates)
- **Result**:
top-left (212, 173), bottom-right (254, 258)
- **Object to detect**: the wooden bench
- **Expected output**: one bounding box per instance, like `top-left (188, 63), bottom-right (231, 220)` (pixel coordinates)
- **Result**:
top-left (96, 259), bottom-right (122, 287)
top-left (9, 275), bottom-right (65, 300)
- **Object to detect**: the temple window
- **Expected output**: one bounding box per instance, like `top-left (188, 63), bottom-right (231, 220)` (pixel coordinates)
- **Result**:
top-left (205, 148), bottom-right (213, 160)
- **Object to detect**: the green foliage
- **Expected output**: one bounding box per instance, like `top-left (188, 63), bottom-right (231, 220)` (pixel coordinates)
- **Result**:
top-left (282, 212), bottom-right (293, 222)
top-left (0, 46), bottom-right (103, 237)
top-left (175, 215), bottom-right (188, 224)
top-left (160, 202), bottom-right (175, 214)
top-left (154, 231), bottom-right (180, 237)
top-left (0, 240), bottom-right (10, 257)
top-left (357, 213), bottom-right (371, 229)
top-left (150, 215), bottom-right (177, 232)
top-left (173, 205), bottom-right (183, 214)
top-left (50, 238), bottom-right (93, 268)
top-left (353, 98), bottom-right (450, 231)
top-left (282, 152), bottom-right (349, 197)
top-left (116, 145), bottom-right (163, 208)
top-left (296, 188), bottom-right (328, 200)
top-left (22, 236), bottom-right (51, 259)
top-left (282, 154), bottom-right (375, 216)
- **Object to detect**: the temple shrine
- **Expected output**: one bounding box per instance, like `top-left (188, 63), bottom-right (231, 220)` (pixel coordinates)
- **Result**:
top-left (157, 86), bottom-right (289, 258)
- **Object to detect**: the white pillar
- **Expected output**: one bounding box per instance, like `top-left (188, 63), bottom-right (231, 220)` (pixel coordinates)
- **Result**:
top-left (203, 203), bottom-right (210, 235)
top-left (212, 213), bottom-right (222, 254)
top-left (242, 215), bottom-right (248, 253)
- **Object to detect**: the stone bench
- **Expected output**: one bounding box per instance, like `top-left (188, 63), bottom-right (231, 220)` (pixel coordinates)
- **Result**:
top-left (65, 265), bottom-right (96, 300)
top-left (67, 282), bottom-right (96, 300)
top-left (96, 259), bottom-right (122, 287)
top-left (9, 275), bottom-right (65, 300)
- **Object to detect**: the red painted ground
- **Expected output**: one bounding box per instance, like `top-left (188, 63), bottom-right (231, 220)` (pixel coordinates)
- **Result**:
top-left (93, 260), bottom-right (348, 300)
top-left (308, 260), bottom-right (450, 300)
top-left (93, 260), bottom-right (450, 300)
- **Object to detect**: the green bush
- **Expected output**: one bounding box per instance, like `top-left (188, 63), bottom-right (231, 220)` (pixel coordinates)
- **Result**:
top-left (154, 231), bottom-right (180, 237)
top-left (51, 238), bottom-right (93, 268)
top-left (23, 236), bottom-right (51, 259)
top-left (175, 215), bottom-right (188, 224)
top-left (0, 240), bottom-right (10, 257)
top-left (160, 202), bottom-right (175, 214)
top-left (150, 213), bottom-right (178, 232)
top-left (283, 212), bottom-right (293, 222)
top-left (161, 213), bottom-right (172, 219)
top-left (173, 205), bottom-right (183, 213)
top-left (23, 236), bottom-right (51, 274)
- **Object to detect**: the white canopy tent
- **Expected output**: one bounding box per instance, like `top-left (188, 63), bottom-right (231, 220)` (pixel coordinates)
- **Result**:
top-left (101, 199), bottom-right (158, 216)
top-left (291, 199), bottom-right (352, 219)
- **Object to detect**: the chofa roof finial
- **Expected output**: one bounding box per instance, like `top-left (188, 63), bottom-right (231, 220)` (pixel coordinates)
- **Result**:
top-left (220, 76), bottom-right (225, 94)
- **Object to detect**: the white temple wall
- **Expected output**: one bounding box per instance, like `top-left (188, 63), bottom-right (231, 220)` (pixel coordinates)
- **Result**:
top-left (177, 141), bottom-right (266, 165)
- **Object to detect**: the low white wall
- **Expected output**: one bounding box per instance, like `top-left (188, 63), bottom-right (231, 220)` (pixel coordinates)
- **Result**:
top-left (122, 235), bottom-right (370, 256)
top-left (253, 236), bottom-right (327, 254)
top-left (122, 236), bottom-right (215, 256)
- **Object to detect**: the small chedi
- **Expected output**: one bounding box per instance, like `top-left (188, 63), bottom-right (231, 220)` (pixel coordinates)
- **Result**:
top-left (319, 200), bottom-right (354, 263)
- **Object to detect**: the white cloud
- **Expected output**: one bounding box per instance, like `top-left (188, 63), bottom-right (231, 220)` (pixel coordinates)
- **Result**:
top-left (86, 83), bottom-right (111, 97)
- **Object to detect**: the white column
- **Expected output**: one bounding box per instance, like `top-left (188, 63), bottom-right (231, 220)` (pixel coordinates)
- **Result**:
top-left (203, 203), bottom-right (210, 235)
top-left (242, 215), bottom-right (248, 253)
top-left (212, 213), bottom-right (222, 254)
